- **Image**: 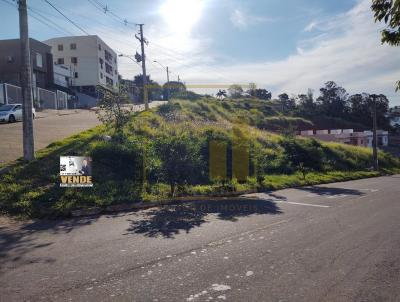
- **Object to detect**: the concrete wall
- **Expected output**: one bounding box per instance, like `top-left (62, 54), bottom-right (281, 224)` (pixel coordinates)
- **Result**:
top-left (301, 130), bottom-right (314, 135)
top-left (75, 92), bottom-right (98, 108)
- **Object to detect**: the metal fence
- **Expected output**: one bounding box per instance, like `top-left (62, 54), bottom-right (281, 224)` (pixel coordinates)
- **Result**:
top-left (0, 83), bottom-right (71, 110)
top-left (3, 83), bottom-right (23, 104)
top-left (37, 87), bottom-right (57, 109)
top-left (56, 90), bottom-right (68, 109)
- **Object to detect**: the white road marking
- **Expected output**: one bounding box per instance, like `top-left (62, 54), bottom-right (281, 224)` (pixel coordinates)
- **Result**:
top-left (244, 193), bottom-right (329, 208)
top-left (359, 189), bottom-right (379, 193)
top-left (272, 200), bottom-right (330, 208)
top-left (327, 194), bottom-right (348, 199)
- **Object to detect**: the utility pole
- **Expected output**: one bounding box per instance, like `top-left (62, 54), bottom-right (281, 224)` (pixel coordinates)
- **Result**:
top-left (372, 95), bottom-right (379, 171)
top-left (135, 24), bottom-right (148, 110)
top-left (18, 0), bottom-right (35, 161)
top-left (166, 66), bottom-right (170, 101)
top-left (153, 60), bottom-right (170, 101)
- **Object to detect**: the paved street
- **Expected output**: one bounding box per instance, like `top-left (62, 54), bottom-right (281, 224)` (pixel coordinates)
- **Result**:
top-left (0, 102), bottom-right (165, 165)
top-left (0, 109), bottom-right (100, 165)
top-left (1, 175), bottom-right (400, 301)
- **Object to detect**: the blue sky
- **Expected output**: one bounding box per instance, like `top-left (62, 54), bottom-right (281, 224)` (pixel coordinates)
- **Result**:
top-left (1, 0), bottom-right (400, 105)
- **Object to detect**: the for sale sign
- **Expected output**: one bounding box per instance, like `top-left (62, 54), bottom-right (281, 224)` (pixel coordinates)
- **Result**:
top-left (60, 156), bottom-right (93, 187)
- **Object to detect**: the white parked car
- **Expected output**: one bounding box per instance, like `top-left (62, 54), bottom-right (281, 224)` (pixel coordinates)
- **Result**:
top-left (0, 104), bottom-right (36, 123)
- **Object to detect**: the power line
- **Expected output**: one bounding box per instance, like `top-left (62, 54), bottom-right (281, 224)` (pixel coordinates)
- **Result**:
top-left (0, 0), bottom-right (74, 36)
top-left (28, 6), bottom-right (75, 35)
top-left (86, 0), bottom-right (137, 28)
top-left (43, 0), bottom-right (90, 35)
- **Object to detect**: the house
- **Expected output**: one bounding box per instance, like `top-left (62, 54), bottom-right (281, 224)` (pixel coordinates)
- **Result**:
top-left (299, 129), bottom-right (388, 148)
top-left (44, 35), bottom-right (119, 96)
top-left (0, 38), bottom-right (54, 92)
top-left (389, 107), bottom-right (400, 128)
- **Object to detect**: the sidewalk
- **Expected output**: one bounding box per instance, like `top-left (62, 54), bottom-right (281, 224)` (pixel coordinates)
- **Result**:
top-left (36, 109), bottom-right (85, 119)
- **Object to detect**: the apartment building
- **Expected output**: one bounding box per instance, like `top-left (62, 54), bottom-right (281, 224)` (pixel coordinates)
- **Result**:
top-left (44, 35), bottom-right (118, 95)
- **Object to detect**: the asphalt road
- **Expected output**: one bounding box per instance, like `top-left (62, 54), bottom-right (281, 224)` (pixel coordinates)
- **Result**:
top-left (1, 175), bottom-right (400, 302)
top-left (0, 102), bottom-right (165, 165)
top-left (0, 109), bottom-right (100, 165)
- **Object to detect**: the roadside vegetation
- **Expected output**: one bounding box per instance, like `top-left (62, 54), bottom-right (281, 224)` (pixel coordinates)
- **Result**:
top-left (1, 97), bottom-right (399, 218)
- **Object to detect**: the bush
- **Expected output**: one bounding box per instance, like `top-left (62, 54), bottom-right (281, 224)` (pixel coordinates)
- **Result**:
top-left (91, 141), bottom-right (144, 183)
top-left (155, 133), bottom-right (206, 196)
top-left (280, 137), bottom-right (325, 177)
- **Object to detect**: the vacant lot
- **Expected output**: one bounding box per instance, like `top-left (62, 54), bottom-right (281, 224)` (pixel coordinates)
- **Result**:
top-left (0, 110), bottom-right (100, 164)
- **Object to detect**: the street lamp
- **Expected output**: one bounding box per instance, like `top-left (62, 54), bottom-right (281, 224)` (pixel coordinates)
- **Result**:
top-left (118, 53), bottom-right (137, 64)
top-left (153, 60), bottom-right (170, 101)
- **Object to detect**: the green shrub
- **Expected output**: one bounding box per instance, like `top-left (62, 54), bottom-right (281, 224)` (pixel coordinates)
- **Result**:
top-left (91, 141), bottom-right (144, 183)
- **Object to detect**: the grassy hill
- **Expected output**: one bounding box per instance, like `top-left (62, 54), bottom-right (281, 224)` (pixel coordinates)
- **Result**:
top-left (1, 98), bottom-right (399, 218)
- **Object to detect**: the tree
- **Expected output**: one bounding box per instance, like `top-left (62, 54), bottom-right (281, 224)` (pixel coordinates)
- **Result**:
top-left (316, 81), bottom-right (349, 118)
top-left (281, 137), bottom-right (325, 179)
top-left (247, 82), bottom-right (257, 96)
top-left (297, 89), bottom-right (316, 115)
top-left (349, 93), bottom-right (390, 128)
top-left (216, 89), bottom-right (227, 99)
top-left (96, 86), bottom-right (132, 142)
top-left (155, 134), bottom-right (203, 197)
top-left (278, 93), bottom-right (296, 113)
top-left (371, 0), bottom-right (400, 91)
top-left (228, 84), bottom-right (244, 98)
top-left (164, 81), bottom-right (186, 98)
top-left (249, 88), bottom-right (272, 100)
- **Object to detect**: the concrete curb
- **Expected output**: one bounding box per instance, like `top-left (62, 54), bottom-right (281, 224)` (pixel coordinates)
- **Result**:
top-left (0, 166), bottom-right (11, 176)
top-left (70, 189), bottom-right (258, 217)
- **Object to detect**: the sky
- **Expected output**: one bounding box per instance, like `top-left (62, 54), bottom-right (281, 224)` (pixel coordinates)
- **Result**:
top-left (0, 0), bottom-right (400, 105)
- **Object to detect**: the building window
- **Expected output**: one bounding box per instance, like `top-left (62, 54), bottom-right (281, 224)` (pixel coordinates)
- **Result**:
top-left (36, 53), bottom-right (43, 68)
top-left (98, 44), bottom-right (102, 51)
top-left (104, 49), bottom-right (113, 63)
top-left (74, 72), bottom-right (78, 78)
top-left (57, 58), bottom-right (64, 64)
top-left (71, 57), bottom-right (78, 64)
top-left (105, 62), bottom-right (113, 75)
top-left (99, 58), bottom-right (104, 69)
top-left (106, 76), bottom-right (113, 86)
top-left (58, 44), bottom-right (63, 51)
top-left (115, 70), bottom-right (117, 75)
top-left (70, 43), bottom-right (77, 50)
top-left (100, 72), bottom-right (103, 79)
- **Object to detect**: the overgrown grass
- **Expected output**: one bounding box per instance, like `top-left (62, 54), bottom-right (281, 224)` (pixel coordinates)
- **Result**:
top-left (1, 98), bottom-right (399, 218)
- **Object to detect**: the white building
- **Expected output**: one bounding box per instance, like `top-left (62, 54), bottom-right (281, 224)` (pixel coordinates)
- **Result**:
top-left (299, 129), bottom-right (388, 148)
top-left (44, 35), bottom-right (118, 93)
top-left (391, 116), bottom-right (400, 127)
top-left (53, 64), bottom-right (71, 88)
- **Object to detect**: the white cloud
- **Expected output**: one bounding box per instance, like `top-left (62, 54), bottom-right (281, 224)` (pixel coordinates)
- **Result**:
top-left (304, 21), bottom-right (318, 32)
top-left (183, 0), bottom-right (400, 105)
top-left (106, 0), bottom-right (399, 106)
top-left (230, 8), bottom-right (273, 30)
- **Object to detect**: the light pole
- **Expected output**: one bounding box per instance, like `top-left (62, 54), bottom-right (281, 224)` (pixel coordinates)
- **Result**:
top-left (118, 54), bottom-right (137, 63)
top-left (371, 94), bottom-right (379, 171)
top-left (153, 60), bottom-right (170, 101)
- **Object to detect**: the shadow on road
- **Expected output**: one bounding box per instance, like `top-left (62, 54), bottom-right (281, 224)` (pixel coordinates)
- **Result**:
top-left (297, 186), bottom-right (364, 196)
top-left (124, 198), bottom-right (282, 239)
top-left (0, 217), bottom-right (98, 274)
